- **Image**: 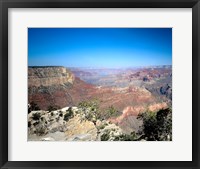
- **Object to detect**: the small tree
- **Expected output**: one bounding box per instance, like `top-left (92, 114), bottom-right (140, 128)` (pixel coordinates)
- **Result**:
top-left (64, 107), bottom-right (74, 122)
top-left (137, 108), bottom-right (172, 141)
top-left (78, 100), bottom-right (101, 120)
top-left (78, 100), bottom-right (99, 111)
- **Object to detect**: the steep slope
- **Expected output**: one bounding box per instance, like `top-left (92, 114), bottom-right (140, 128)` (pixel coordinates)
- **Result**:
top-left (28, 66), bottom-right (98, 110)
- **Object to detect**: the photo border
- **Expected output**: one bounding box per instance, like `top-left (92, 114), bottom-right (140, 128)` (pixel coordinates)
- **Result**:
top-left (0, 0), bottom-right (199, 169)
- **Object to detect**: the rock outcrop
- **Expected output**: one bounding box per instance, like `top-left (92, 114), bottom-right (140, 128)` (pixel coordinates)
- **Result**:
top-left (28, 66), bottom-right (74, 87)
top-left (28, 67), bottom-right (98, 110)
top-left (28, 106), bottom-right (124, 141)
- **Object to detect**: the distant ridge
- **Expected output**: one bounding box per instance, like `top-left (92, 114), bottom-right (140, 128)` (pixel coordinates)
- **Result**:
top-left (29, 66), bottom-right (64, 68)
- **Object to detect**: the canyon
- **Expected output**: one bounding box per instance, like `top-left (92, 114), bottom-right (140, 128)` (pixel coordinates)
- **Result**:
top-left (28, 66), bottom-right (172, 140)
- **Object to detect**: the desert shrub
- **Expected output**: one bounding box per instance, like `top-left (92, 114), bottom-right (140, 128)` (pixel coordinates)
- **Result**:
top-left (64, 107), bottom-right (74, 122)
top-left (28, 101), bottom-right (40, 113)
top-left (48, 105), bottom-right (61, 112)
top-left (32, 113), bottom-right (41, 121)
top-left (85, 111), bottom-right (95, 121)
top-left (68, 107), bottom-right (73, 114)
top-left (100, 129), bottom-right (136, 141)
top-left (99, 124), bottom-right (106, 130)
top-left (78, 100), bottom-right (101, 120)
top-left (101, 132), bottom-right (110, 141)
top-left (122, 132), bottom-right (136, 141)
top-left (106, 106), bottom-right (119, 118)
top-left (113, 132), bottom-right (137, 141)
top-left (78, 100), bottom-right (99, 111)
top-left (137, 108), bottom-right (172, 141)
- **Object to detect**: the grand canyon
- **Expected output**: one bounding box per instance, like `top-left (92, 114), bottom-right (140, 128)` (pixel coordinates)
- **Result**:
top-left (28, 28), bottom-right (172, 141)
top-left (28, 65), bottom-right (172, 141)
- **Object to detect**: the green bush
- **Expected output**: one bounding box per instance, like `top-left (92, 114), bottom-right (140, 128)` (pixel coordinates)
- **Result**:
top-left (78, 100), bottom-right (99, 111)
top-left (137, 108), bottom-right (172, 141)
top-left (99, 124), bottom-right (106, 130)
top-left (85, 112), bottom-right (95, 121)
top-left (78, 100), bottom-right (101, 121)
top-left (113, 132), bottom-right (137, 141)
top-left (32, 113), bottom-right (41, 121)
top-left (106, 106), bottom-right (118, 118)
top-left (64, 107), bottom-right (74, 122)
top-left (101, 132), bottom-right (110, 141)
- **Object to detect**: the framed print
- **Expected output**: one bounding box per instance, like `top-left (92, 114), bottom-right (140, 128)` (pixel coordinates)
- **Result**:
top-left (0, 0), bottom-right (199, 169)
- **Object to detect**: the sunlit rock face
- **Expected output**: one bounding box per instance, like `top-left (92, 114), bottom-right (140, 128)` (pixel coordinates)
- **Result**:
top-left (28, 66), bottom-right (77, 110)
top-left (28, 107), bottom-right (123, 141)
top-left (28, 66), bottom-right (74, 87)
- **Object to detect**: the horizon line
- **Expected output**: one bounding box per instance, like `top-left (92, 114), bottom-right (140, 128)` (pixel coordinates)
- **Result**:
top-left (28, 65), bottom-right (172, 69)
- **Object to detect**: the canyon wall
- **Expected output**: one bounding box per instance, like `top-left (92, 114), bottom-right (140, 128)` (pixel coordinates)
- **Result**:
top-left (28, 66), bottom-right (76, 110)
top-left (28, 66), bottom-right (74, 87)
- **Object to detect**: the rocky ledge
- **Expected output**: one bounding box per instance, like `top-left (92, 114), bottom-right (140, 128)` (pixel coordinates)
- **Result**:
top-left (28, 106), bottom-right (126, 141)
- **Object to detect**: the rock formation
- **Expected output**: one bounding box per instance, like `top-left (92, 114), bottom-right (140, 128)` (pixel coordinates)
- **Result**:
top-left (28, 66), bottom-right (74, 87)
top-left (28, 66), bottom-right (172, 140)
top-left (28, 106), bottom-right (124, 141)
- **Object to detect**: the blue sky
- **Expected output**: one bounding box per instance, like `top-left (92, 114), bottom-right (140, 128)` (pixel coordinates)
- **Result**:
top-left (28, 28), bottom-right (172, 68)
